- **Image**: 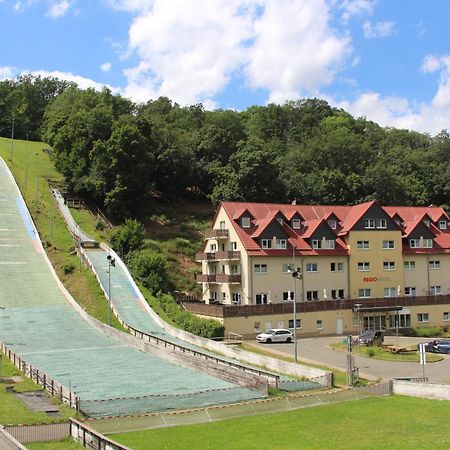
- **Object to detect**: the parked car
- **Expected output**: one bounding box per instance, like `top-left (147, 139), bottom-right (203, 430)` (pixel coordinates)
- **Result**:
top-left (356, 330), bottom-right (384, 346)
top-left (419, 339), bottom-right (450, 354)
top-left (256, 329), bottom-right (293, 343)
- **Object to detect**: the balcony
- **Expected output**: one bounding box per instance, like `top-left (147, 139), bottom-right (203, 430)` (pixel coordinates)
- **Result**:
top-left (204, 229), bottom-right (229, 239)
top-left (196, 274), bottom-right (241, 284)
top-left (196, 251), bottom-right (240, 261)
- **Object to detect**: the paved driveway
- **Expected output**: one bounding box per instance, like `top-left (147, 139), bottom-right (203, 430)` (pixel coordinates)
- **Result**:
top-left (249, 336), bottom-right (450, 384)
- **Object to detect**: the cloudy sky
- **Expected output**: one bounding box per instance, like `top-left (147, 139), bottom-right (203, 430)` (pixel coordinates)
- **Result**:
top-left (1, 0), bottom-right (449, 135)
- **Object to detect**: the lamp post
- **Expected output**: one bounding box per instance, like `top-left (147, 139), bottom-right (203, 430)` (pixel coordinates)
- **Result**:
top-left (288, 246), bottom-right (302, 363)
top-left (354, 303), bottom-right (362, 342)
top-left (106, 255), bottom-right (115, 326)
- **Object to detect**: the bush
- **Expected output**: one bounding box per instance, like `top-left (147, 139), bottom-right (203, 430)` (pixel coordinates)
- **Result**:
top-left (367, 347), bottom-right (377, 358)
top-left (95, 219), bottom-right (105, 231)
top-left (110, 219), bottom-right (145, 257)
top-left (129, 250), bottom-right (170, 294)
top-left (399, 327), bottom-right (444, 338)
top-left (62, 262), bottom-right (75, 274)
top-left (157, 293), bottom-right (224, 339)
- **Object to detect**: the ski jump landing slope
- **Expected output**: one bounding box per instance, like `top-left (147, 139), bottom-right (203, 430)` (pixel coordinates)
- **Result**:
top-left (0, 157), bottom-right (264, 417)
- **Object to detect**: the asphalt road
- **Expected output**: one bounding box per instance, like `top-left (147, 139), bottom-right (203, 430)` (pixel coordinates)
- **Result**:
top-left (249, 336), bottom-right (450, 384)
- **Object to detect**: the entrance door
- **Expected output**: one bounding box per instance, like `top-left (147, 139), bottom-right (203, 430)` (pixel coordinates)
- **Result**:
top-left (336, 318), bottom-right (344, 335)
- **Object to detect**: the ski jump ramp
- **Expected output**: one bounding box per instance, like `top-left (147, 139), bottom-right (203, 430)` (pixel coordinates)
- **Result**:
top-left (0, 157), bottom-right (265, 417)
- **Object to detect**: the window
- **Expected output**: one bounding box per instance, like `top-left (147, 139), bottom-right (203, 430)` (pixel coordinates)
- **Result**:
top-left (423, 239), bottom-right (433, 248)
top-left (439, 220), bottom-right (447, 230)
top-left (306, 291), bottom-right (319, 300)
top-left (254, 264), bottom-right (267, 273)
top-left (292, 218), bottom-right (301, 229)
top-left (241, 217), bottom-right (251, 228)
top-left (444, 312), bottom-right (450, 322)
top-left (282, 291), bottom-right (295, 301)
top-left (364, 219), bottom-right (375, 229)
top-left (261, 239), bottom-right (272, 249)
top-left (330, 262), bottom-right (344, 272)
top-left (230, 241), bottom-right (238, 251)
top-left (232, 293), bottom-right (241, 304)
top-left (277, 217), bottom-right (284, 225)
top-left (219, 220), bottom-right (226, 230)
top-left (254, 322), bottom-right (261, 332)
top-left (357, 262), bottom-right (370, 271)
top-left (276, 238), bottom-right (287, 249)
top-left (230, 264), bottom-right (239, 275)
top-left (316, 320), bottom-right (323, 330)
top-left (306, 263), bottom-right (318, 272)
top-left (424, 219), bottom-right (430, 227)
top-left (357, 240), bottom-right (370, 249)
top-left (417, 313), bottom-right (429, 323)
top-left (429, 260), bottom-right (440, 269)
top-left (384, 287), bottom-right (397, 297)
top-left (430, 286), bottom-right (442, 295)
top-left (288, 319), bottom-right (301, 329)
top-left (409, 239), bottom-right (420, 248)
top-left (405, 287), bottom-right (416, 296)
top-left (255, 293), bottom-right (268, 304)
top-left (383, 240), bottom-right (395, 249)
top-left (210, 243), bottom-right (217, 252)
top-left (377, 219), bottom-right (387, 229)
top-left (383, 261), bottom-right (396, 271)
top-left (328, 219), bottom-right (337, 229)
top-left (331, 289), bottom-right (345, 299)
top-left (358, 288), bottom-right (371, 298)
top-left (210, 291), bottom-right (218, 301)
top-left (404, 261), bottom-right (416, 270)
top-left (313, 239), bottom-right (335, 249)
top-left (222, 292), bottom-right (226, 302)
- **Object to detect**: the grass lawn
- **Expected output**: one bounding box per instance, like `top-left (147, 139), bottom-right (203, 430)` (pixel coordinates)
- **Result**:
top-left (27, 438), bottom-right (84, 449)
top-left (0, 352), bottom-right (79, 425)
top-left (330, 343), bottom-right (443, 363)
top-left (111, 396), bottom-right (450, 450)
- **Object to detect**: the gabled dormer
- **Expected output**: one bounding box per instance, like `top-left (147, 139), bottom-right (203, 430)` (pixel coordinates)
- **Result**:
top-left (288, 212), bottom-right (303, 231)
top-left (275, 211), bottom-right (288, 226)
top-left (325, 212), bottom-right (340, 232)
top-left (404, 219), bottom-right (436, 249)
top-left (353, 201), bottom-right (399, 232)
top-left (421, 213), bottom-right (432, 228)
top-left (435, 213), bottom-right (449, 231)
top-left (391, 213), bottom-right (405, 229)
top-left (233, 208), bottom-right (254, 229)
top-left (251, 217), bottom-right (289, 250)
top-left (303, 219), bottom-right (336, 250)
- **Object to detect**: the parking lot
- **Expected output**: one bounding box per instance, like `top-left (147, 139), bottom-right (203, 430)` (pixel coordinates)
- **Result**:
top-left (249, 335), bottom-right (450, 384)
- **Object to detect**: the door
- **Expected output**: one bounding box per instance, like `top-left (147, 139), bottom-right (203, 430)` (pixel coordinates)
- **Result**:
top-left (336, 318), bottom-right (344, 335)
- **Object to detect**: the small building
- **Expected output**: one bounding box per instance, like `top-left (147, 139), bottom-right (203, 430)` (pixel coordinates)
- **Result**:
top-left (189, 200), bottom-right (450, 338)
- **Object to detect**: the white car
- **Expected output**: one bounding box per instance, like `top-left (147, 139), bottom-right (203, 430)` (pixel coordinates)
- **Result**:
top-left (256, 329), bottom-right (293, 343)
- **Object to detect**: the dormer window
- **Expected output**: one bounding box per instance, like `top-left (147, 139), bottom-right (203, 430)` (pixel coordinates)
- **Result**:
top-left (276, 239), bottom-right (287, 249)
top-left (312, 239), bottom-right (335, 249)
top-left (292, 219), bottom-right (301, 229)
top-left (439, 220), bottom-right (447, 230)
top-left (423, 239), bottom-right (433, 248)
top-left (424, 219), bottom-right (430, 227)
top-left (364, 219), bottom-right (375, 229)
top-left (261, 239), bottom-right (272, 249)
top-left (277, 218), bottom-right (284, 225)
top-left (328, 219), bottom-right (337, 230)
top-left (241, 217), bottom-right (251, 228)
top-left (377, 219), bottom-right (387, 229)
top-left (409, 239), bottom-right (419, 248)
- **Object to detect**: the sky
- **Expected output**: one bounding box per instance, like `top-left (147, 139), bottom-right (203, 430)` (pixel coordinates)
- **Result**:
top-left (1, 0), bottom-right (450, 135)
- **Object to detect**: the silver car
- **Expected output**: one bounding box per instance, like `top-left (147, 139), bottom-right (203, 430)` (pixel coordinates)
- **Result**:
top-left (256, 329), bottom-right (293, 343)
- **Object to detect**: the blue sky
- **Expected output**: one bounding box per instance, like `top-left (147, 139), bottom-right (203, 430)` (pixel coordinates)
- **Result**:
top-left (1, 0), bottom-right (450, 134)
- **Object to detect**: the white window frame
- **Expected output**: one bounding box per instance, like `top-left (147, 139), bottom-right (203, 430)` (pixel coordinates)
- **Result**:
top-left (292, 218), bottom-right (301, 229)
top-left (364, 219), bottom-right (375, 229)
top-left (405, 287), bottom-right (416, 296)
top-left (330, 262), bottom-right (344, 272)
top-left (377, 219), bottom-right (387, 229)
top-left (443, 312), bottom-right (450, 322)
top-left (430, 286), bottom-right (442, 295)
top-left (383, 261), bottom-right (396, 271)
top-left (384, 287), bottom-right (397, 297)
top-left (230, 264), bottom-right (239, 275)
top-left (306, 263), bottom-right (318, 273)
top-left (429, 260), bottom-right (440, 269)
top-left (357, 240), bottom-right (370, 249)
top-left (404, 261), bottom-right (416, 270)
top-left (417, 313), bottom-right (429, 323)
top-left (423, 239), bottom-right (433, 248)
top-left (316, 320), bottom-right (323, 330)
top-left (328, 219), bottom-right (337, 230)
top-left (230, 241), bottom-right (238, 251)
top-left (306, 290), bottom-right (319, 300)
top-left (288, 319), bottom-right (301, 329)
top-left (254, 264), bottom-right (267, 274)
top-left (261, 239), bottom-right (272, 249)
top-left (241, 216), bottom-right (251, 228)
top-left (276, 238), bottom-right (287, 249)
top-left (358, 288), bottom-right (371, 298)
top-left (357, 262), bottom-right (370, 271)
top-left (277, 218), bottom-right (284, 225)
top-left (409, 239), bottom-right (420, 248)
top-left (439, 220), bottom-right (447, 230)
top-left (383, 240), bottom-right (395, 249)
top-left (282, 291), bottom-right (295, 301)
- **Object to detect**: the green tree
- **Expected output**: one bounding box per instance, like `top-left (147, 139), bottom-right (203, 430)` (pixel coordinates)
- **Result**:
top-left (110, 219), bottom-right (145, 257)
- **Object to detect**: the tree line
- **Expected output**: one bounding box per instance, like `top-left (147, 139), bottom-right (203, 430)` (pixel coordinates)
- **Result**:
top-left (1, 75), bottom-right (449, 219)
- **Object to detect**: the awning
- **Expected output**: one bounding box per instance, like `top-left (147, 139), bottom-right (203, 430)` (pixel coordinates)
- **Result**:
top-left (352, 306), bottom-right (403, 313)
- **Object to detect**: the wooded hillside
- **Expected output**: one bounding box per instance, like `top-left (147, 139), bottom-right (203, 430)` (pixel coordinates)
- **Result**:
top-left (2, 75), bottom-right (449, 219)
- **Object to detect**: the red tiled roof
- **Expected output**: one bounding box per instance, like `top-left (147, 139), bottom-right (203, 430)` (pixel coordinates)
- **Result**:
top-left (218, 201), bottom-right (450, 256)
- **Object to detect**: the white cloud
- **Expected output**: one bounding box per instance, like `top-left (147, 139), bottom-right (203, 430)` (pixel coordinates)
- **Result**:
top-left (339, 0), bottom-right (375, 23)
top-left (46, 0), bottom-right (72, 18)
top-left (119, 0), bottom-right (352, 105)
top-left (100, 62), bottom-right (112, 72)
top-left (363, 20), bottom-right (395, 38)
top-left (245, 0), bottom-right (351, 103)
top-left (0, 66), bottom-right (19, 80)
top-left (334, 55), bottom-right (450, 134)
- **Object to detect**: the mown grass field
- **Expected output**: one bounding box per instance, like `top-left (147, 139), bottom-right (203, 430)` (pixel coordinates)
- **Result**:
top-left (112, 396), bottom-right (450, 450)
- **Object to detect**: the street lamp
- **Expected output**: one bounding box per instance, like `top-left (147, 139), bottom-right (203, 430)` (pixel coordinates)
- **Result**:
top-left (288, 263), bottom-right (302, 363)
top-left (106, 255), bottom-right (115, 326)
top-left (354, 303), bottom-right (362, 343)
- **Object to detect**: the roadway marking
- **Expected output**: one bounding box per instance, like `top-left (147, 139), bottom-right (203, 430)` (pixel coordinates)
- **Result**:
top-left (0, 244), bottom-right (23, 247)
top-left (0, 262), bottom-right (28, 265)
top-left (20, 344), bottom-right (127, 356)
top-left (0, 229), bottom-right (14, 231)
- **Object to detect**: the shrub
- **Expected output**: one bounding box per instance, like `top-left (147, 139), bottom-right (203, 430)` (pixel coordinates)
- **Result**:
top-left (367, 347), bottom-right (377, 358)
top-left (110, 219), bottom-right (145, 257)
top-left (157, 293), bottom-right (224, 338)
top-left (95, 219), bottom-right (105, 231)
top-left (129, 250), bottom-right (170, 294)
top-left (62, 262), bottom-right (75, 274)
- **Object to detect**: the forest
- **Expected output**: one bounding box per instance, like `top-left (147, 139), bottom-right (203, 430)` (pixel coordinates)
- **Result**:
top-left (1, 75), bottom-right (449, 219)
